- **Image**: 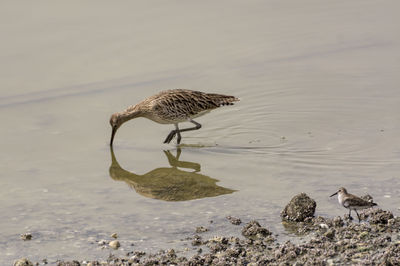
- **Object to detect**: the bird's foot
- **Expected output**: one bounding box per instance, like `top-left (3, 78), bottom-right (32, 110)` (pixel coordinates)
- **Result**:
top-left (344, 214), bottom-right (353, 221)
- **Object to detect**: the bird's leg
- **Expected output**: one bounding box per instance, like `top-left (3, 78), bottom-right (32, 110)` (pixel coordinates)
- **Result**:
top-left (348, 209), bottom-right (353, 220)
top-left (163, 124), bottom-right (182, 144)
top-left (355, 210), bottom-right (361, 222)
top-left (177, 120), bottom-right (202, 133)
top-left (175, 120), bottom-right (202, 144)
top-left (164, 120), bottom-right (202, 144)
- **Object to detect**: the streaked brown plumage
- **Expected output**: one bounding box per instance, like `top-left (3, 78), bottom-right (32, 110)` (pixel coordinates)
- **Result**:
top-left (330, 187), bottom-right (377, 221)
top-left (109, 89), bottom-right (239, 145)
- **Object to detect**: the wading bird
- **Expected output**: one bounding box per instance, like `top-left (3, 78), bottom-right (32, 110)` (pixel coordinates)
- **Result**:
top-left (330, 187), bottom-right (377, 221)
top-left (109, 89), bottom-right (239, 145)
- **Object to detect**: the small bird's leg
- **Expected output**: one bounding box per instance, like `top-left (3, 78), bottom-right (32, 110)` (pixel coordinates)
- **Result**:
top-left (355, 210), bottom-right (361, 222)
top-left (348, 209), bottom-right (353, 220)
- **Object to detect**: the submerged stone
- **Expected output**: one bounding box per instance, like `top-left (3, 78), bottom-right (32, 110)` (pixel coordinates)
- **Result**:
top-left (20, 233), bottom-right (32, 241)
top-left (226, 216), bottom-right (242, 225)
top-left (195, 226), bottom-right (208, 233)
top-left (242, 220), bottom-right (271, 239)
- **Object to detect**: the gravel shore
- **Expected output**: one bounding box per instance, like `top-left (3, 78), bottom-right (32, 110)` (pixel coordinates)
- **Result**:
top-left (15, 194), bottom-right (400, 265)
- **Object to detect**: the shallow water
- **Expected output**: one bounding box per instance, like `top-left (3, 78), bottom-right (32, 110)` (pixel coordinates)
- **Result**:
top-left (1, 0), bottom-right (400, 264)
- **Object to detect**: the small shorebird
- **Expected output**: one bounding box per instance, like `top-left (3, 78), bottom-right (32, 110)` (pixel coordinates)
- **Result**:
top-left (330, 187), bottom-right (377, 221)
top-left (109, 89), bottom-right (239, 145)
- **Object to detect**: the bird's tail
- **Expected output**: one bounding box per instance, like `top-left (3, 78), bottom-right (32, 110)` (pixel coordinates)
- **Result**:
top-left (208, 93), bottom-right (240, 106)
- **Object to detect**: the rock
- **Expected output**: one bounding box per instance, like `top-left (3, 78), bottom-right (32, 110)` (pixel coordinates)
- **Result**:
top-left (388, 219), bottom-right (395, 227)
top-left (209, 236), bottom-right (229, 244)
top-left (111, 233), bottom-right (118, 239)
top-left (226, 216), bottom-right (242, 225)
top-left (241, 220), bottom-right (271, 239)
top-left (191, 235), bottom-right (203, 246)
top-left (359, 231), bottom-right (369, 239)
top-left (167, 249), bottom-right (177, 258)
top-left (370, 210), bottom-right (394, 224)
top-left (109, 240), bottom-right (120, 249)
top-left (58, 261), bottom-right (80, 266)
top-left (13, 258), bottom-right (33, 266)
top-left (333, 216), bottom-right (344, 227)
top-left (324, 229), bottom-right (335, 239)
top-left (195, 226), bottom-right (208, 233)
top-left (20, 233), bottom-right (32, 241)
top-left (361, 209), bottom-right (394, 224)
top-left (281, 193), bottom-right (316, 222)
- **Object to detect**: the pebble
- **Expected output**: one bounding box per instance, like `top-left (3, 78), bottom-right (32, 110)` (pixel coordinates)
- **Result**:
top-left (20, 233), bottom-right (32, 241)
top-left (111, 233), bottom-right (118, 239)
top-left (319, 223), bottom-right (329, 229)
top-left (98, 240), bottom-right (107, 246)
top-left (195, 226), bottom-right (208, 233)
top-left (324, 229), bottom-right (335, 239)
top-left (109, 240), bottom-right (120, 249)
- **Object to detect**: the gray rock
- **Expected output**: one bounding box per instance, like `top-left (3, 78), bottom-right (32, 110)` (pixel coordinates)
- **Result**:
top-left (195, 226), bottom-right (208, 233)
top-left (13, 258), bottom-right (33, 266)
top-left (20, 233), bottom-right (32, 241)
top-left (242, 220), bottom-right (271, 239)
top-left (281, 193), bottom-right (316, 222)
top-left (226, 216), bottom-right (242, 225)
top-left (360, 209), bottom-right (394, 224)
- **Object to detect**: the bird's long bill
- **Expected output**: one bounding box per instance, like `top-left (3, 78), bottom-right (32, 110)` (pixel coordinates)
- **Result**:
top-left (330, 191), bottom-right (338, 197)
top-left (110, 126), bottom-right (117, 146)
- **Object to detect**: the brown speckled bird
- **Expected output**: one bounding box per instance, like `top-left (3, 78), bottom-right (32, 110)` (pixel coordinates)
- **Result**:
top-left (109, 89), bottom-right (239, 145)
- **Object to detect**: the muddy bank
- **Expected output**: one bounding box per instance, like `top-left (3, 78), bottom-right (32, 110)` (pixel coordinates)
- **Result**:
top-left (25, 207), bottom-right (397, 266)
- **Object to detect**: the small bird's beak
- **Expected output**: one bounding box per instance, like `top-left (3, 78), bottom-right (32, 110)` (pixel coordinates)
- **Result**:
top-left (110, 126), bottom-right (117, 146)
top-left (330, 191), bottom-right (338, 197)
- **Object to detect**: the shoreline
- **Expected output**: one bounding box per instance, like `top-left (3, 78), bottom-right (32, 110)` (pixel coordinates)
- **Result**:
top-left (16, 207), bottom-right (400, 265)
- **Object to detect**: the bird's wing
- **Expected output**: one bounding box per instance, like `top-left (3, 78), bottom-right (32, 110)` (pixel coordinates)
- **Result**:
top-left (343, 197), bottom-right (372, 208)
top-left (153, 89), bottom-right (236, 119)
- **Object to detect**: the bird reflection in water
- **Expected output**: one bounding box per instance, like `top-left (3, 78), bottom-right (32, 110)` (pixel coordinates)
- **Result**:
top-left (109, 147), bottom-right (236, 201)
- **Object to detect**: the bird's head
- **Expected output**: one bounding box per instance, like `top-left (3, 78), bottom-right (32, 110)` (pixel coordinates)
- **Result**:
top-left (109, 113), bottom-right (123, 145)
top-left (330, 187), bottom-right (347, 197)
